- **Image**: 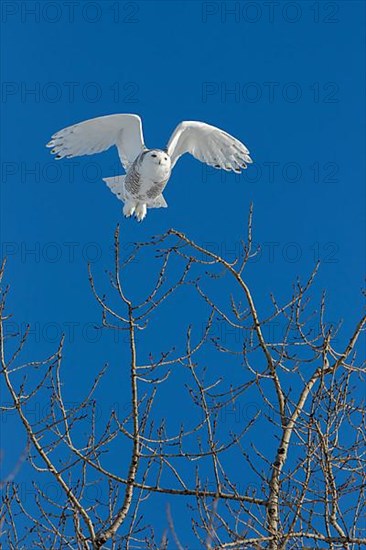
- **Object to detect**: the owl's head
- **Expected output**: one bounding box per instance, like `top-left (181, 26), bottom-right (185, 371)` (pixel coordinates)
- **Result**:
top-left (143, 149), bottom-right (171, 169)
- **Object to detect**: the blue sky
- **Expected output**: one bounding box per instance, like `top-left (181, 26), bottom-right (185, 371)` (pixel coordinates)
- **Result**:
top-left (1, 0), bottom-right (365, 545)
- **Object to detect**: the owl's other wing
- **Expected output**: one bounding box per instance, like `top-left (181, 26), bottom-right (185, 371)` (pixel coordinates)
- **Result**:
top-left (47, 114), bottom-right (145, 171)
top-left (166, 121), bottom-right (252, 172)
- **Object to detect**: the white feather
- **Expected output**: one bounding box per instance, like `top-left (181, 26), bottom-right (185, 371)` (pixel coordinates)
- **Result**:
top-left (166, 120), bottom-right (252, 171)
top-left (103, 175), bottom-right (126, 201)
top-left (47, 114), bottom-right (145, 171)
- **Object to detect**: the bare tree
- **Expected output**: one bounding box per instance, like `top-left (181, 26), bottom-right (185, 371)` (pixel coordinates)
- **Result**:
top-left (1, 209), bottom-right (365, 549)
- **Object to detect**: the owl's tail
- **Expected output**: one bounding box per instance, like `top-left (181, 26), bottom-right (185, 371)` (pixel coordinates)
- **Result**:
top-left (103, 175), bottom-right (126, 202)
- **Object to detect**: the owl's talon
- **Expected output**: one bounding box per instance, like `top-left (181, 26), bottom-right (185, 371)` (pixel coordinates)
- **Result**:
top-left (135, 203), bottom-right (147, 222)
top-left (123, 202), bottom-right (136, 218)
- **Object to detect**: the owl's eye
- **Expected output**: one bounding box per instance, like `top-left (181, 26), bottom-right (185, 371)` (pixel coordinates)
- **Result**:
top-left (151, 153), bottom-right (157, 157)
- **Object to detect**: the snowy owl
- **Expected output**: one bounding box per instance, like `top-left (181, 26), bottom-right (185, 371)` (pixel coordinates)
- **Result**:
top-left (47, 114), bottom-right (252, 221)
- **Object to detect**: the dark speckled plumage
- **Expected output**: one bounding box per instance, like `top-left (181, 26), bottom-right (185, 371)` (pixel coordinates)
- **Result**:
top-left (124, 157), bottom-right (142, 196)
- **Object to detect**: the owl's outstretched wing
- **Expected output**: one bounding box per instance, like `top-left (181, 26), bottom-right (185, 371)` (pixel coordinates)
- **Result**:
top-left (166, 121), bottom-right (252, 172)
top-left (47, 114), bottom-right (145, 171)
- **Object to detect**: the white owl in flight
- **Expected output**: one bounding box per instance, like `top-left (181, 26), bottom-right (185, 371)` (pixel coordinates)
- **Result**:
top-left (47, 114), bottom-right (252, 221)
